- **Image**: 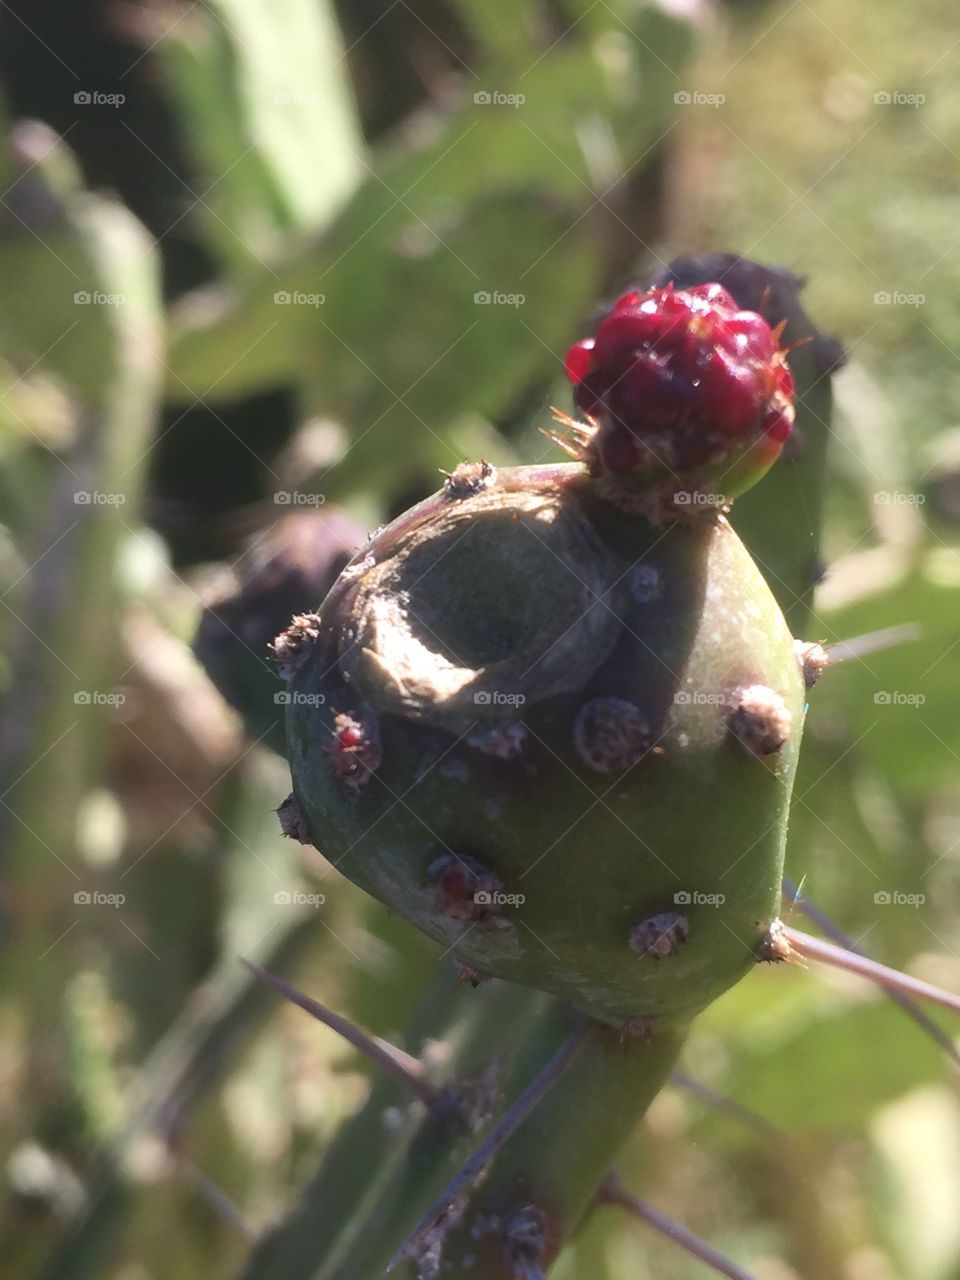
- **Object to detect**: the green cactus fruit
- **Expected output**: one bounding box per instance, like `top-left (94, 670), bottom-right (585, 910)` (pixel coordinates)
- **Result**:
top-left (194, 509), bottom-right (362, 753)
top-left (281, 413), bottom-right (805, 1027)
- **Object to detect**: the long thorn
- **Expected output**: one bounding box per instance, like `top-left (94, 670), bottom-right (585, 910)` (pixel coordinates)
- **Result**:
top-left (599, 1174), bottom-right (757, 1280)
top-left (241, 959), bottom-right (440, 1106)
top-left (824, 623), bottom-right (920, 664)
top-left (177, 1156), bottom-right (258, 1243)
top-left (670, 1071), bottom-right (783, 1139)
top-left (386, 1017), bottom-right (592, 1273)
top-left (781, 926), bottom-right (960, 1016)
top-left (783, 879), bottom-right (960, 1066)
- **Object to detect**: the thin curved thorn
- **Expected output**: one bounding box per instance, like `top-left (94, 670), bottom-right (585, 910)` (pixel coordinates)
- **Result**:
top-left (781, 925), bottom-right (960, 1016)
top-left (599, 1174), bottom-right (757, 1280)
top-left (177, 1156), bottom-right (258, 1243)
top-left (783, 879), bottom-right (960, 1066)
top-left (241, 959), bottom-right (440, 1106)
top-left (670, 1070), bottom-right (783, 1139)
top-left (387, 1017), bottom-right (592, 1273)
top-left (824, 623), bottom-right (919, 664)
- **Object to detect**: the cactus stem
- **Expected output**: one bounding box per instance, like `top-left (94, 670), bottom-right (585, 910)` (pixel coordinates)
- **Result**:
top-left (240, 960), bottom-right (442, 1106)
top-left (782, 878), bottom-right (960, 1065)
top-left (781, 925), bottom-right (960, 1015)
top-left (598, 1173), bottom-right (756, 1280)
top-left (386, 1016), bottom-right (592, 1273)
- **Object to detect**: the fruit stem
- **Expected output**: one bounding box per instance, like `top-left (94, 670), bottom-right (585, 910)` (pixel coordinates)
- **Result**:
top-left (387, 1016), bottom-right (592, 1273)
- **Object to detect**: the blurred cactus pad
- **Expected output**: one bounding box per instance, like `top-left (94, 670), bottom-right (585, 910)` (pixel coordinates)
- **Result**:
top-left (3, 2), bottom-right (960, 1279)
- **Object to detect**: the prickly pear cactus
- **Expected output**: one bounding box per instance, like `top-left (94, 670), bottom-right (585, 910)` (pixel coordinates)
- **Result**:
top-left (280, 281), bottom-right (806, 1030)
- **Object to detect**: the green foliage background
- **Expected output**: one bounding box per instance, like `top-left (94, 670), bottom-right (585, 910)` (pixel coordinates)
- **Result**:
top-left (1, 1), bottom-right (959, 1277)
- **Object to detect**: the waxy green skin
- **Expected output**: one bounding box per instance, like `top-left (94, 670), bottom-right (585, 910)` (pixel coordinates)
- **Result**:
top-left (285, 461), bottom-right (803, 1029)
